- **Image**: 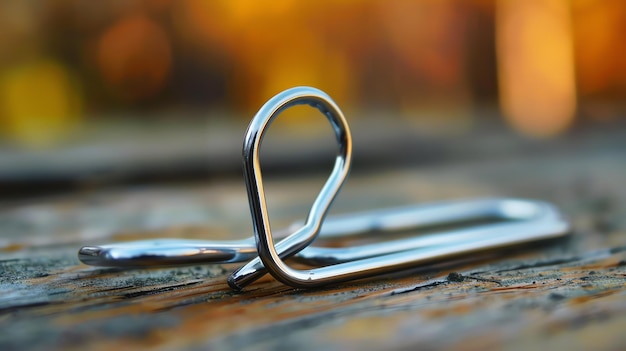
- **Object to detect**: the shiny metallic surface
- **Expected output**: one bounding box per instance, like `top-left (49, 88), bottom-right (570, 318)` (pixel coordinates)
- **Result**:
top-left (78, 197), bottom-right (568, 268)
top-left (78, 86), bottom-right (571, 291)
top-left (227, 87), bottom-right (571, 290)
top-left (78, 238), bottom-right (257, 267)
top-left (229, 86), bottom-right (353, 288)
top-left (225, 197), bottom-right (570, 288)
top-left (293, 198), bottom-right (567, 265)
top-left (78, 86), bottom-right (353, 269)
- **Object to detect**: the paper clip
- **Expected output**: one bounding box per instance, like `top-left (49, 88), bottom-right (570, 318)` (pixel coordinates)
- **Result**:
top-left (78, 87), bottom-right (571, 290)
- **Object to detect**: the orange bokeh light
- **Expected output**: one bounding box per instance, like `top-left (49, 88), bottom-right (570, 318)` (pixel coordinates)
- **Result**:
top-left (496, 0), bottom-right (577, 137)
top-left (176, 1), bottom-right (356, 114)
top-left (97, 14), bottom-right (172, 102)
top-left (572, 0), bottom-right (626, 98)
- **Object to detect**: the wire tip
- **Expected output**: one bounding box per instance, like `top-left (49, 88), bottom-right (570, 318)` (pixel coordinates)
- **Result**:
top-left (227, 275), bottom-right (244, 291)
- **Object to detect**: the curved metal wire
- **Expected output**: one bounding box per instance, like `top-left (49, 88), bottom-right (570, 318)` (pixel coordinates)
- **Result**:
top-left (78, 198), bottom-right (568, 269)
top-left (228, 86), bottom-right (353, 288)
top-left (227, 87), bottom-right (571, 290)
top-left (77, 86), bottom-right (571, 291)
top-left (79, 86), bottom-right (353, 269)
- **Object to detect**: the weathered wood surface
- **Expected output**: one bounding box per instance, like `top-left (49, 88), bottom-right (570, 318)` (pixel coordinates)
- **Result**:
top-left (1, 131), bottom-right (625, 351)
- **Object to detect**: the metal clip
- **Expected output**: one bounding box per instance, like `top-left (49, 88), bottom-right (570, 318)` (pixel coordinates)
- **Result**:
top-left (78, 87), bottom-right (571, 291)
top-left (227, 86), bottom-right (570, 290)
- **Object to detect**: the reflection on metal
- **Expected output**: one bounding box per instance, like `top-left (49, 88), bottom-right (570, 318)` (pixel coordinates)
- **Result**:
top-left (79, 87), bottom-right (571, 291)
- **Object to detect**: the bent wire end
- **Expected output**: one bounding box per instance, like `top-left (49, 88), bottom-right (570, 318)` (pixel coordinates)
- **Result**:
top-left (78, 238), bottom-right (258, 267)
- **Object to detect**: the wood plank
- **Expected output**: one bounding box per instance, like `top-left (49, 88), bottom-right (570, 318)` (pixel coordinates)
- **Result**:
top-left (1, 135), bottom-right (625, 350)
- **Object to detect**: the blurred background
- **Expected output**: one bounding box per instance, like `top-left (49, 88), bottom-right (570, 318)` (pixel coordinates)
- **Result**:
top-left (0, 0), bottom-right (625, 199)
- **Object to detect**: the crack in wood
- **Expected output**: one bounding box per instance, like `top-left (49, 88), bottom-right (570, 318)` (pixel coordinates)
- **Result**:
top-left (0, 301), bottom-right (55, 315)
top-left (122, 281), bottom-right (202, 299)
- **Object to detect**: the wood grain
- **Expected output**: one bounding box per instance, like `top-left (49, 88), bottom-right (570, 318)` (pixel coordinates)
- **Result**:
top-left (1, 133), bottom-right (625, 351)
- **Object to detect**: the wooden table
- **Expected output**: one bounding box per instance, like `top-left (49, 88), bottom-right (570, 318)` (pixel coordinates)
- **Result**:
top-left (1, 127), bottom-right (625, 350)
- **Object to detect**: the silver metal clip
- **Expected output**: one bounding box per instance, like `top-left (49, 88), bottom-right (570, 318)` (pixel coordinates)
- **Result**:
top-left (78, 86), bottom-right (571, 291)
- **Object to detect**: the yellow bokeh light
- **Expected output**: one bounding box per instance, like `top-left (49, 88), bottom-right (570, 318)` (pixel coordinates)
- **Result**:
top-left (496, 0), bottom-right (577, 138)
top-left (176, 1), bottom-right (355, 117)
top-left (0, 60), bottom-right (81, 147)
